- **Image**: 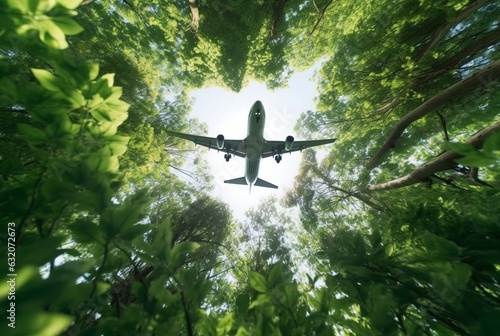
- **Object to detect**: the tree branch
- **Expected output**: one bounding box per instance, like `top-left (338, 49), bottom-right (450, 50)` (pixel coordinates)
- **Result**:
top-left (469, 167), bottom-right (492, 186)
top-left (311, 167), bottom-right (386, 211)
top-left (310, 0), bottom-right (334, 36)
top-left (366, 120), bottom-right (500, 191)
top-left (367, 59), bottom-right (500, 169)
top-left (173, 274), bottom-right (194, 336)
top-left (436, 111), bottom-right (449, 141)
top-left (415, 27), bottom-right (500, 86)
top-left (415, 0), bottom-right (487, 63)
top-left (188, 0), bottom-right (199, 34)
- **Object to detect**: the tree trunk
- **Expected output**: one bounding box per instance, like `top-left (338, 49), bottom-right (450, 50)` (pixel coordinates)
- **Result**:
top-left (188, 0), bottom-right (199, 33)
top-left (367, 59), bottom-right (500, 170)
top-left (366, 120), bottom-right (500, 191)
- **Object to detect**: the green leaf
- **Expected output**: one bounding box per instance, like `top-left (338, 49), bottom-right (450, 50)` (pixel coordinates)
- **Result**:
top-left (367, 285), bottom-right (398, 334)
top-left (450, 263), bottom-right (472, 287)
top-left (149, 274), bottom-right (168, 301)
top-left (134, 250), bottom-right (159, 266)
top-left (56, 0), bottom-right (82, 10)
top-left (68, 219), bottom-right (104, 244)
top-left (18, 123), bottom-right (46, 144)
top-left (106, 135), bottom-right (129, 157)
top-left (120, 223), bottom-right (150, 240)
top-left (249, 271), bottom-right (268, 293)
top-left (0, 77), bottom-right (18, 106)
top-left (446, 141), bottom-right (476, 155)
top-left (386, 244), bottom-right (395, 256)
top-left (0, 267), bottom-right (38, 298)
top-left (483, 132), bottom-right (500, 153)
top-left (105, 86), bottom-right (123, 101)
top-left (52, 260), bottom-right (94, 278)
top-left (422, 231), bottom-right (461, 259)
top-left (35, 0), bottom-right (58, 12)
top-left (65, 89), bottom-right (85, 107)
top-left (85, 149), bottom-right (120, 173)
top-left (90, 105), bottom-right (112, 122)
top-left (101, 73), bottom-right (115, 87)
top-left (6, 0), bottom-right (31, 13)
top-left (105, 98), bottom-right (130, 113)
top-left (217, 313), bottom-right (234, 334)
top-left (32, 68), bottom-right (62, 91)
top-left (248, 293), bottom-right (270, 309)
top-left (152, 222), bottom-right (172, 262)
top-left (21, 313), bottom-right (73, 336)
top-left (283, 283), bottom-right (300, 307)
top-left (235, 293), bottom-right (250, 314)
top-left (235, 326), bottom-right (251, 336)
top-left (456, 155), bottom-right (497, 167)
top-left (52, 16), bottom-right (83, 35)
top-left (306, 273), bottom-right (314, 287)
top-left (87, 62), bottom-right (100, 80)
top-left (39, 19), bottom-right (68, 49)
top-left (268, 263), bottom-right (283, 287)
top-left (170, 242), bottom-right (200, 268)
top-left (16, 236), bottom-right (66, 267)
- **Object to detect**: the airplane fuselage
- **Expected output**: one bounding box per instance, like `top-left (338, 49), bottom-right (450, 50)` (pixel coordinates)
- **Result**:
top-left (245, 100), bottom-right (265, 187)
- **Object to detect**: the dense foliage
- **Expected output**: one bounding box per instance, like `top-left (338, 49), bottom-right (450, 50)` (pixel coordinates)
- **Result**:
top-left (1, 0), bottom-right (499, 335)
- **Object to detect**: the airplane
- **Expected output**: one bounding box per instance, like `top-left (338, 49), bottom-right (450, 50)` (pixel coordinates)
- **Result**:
top-left (166, 100), bottom-right (336, 190)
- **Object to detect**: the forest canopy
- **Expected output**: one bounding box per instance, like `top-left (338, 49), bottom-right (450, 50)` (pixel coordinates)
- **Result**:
top-left (1, 0), bottom-right (499, 335)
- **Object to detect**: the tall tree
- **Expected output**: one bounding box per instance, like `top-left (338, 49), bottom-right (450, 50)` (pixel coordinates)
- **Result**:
top-left (289, 0), bottom-right (500, 219)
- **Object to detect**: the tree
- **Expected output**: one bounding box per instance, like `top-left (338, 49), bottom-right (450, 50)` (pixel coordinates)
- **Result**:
top-left (316, 185), bottom-right (500, 335)
top-left (289, 0), bottom-right (499, 219)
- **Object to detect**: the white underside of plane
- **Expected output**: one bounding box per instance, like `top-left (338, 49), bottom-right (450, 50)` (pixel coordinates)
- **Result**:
top-left (167, 101), bottom-right (336, 191)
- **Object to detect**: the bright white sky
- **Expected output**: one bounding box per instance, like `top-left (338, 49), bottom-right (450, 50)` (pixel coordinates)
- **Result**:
top-left (187, 66), bottom-right (320, 220)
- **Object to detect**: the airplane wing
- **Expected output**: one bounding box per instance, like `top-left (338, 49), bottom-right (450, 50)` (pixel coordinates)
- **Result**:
top-left (262, 138), bottom-right (337, 158)
top-left (166, 130), bottom-right (246, 158)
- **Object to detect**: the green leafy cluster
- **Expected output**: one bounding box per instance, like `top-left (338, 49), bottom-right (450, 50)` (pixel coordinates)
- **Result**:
top-left (0, 1), bottom-right (215, 335)
top-left (204, 264), bottom-right (326, 336)
top-left (448, 131), bottom-right (500, 167)
top-left (3, 0), bottom-right (83, 50)
top-left (0, 2), bottom-right (246, 335)
top-left (315, 190), bottom-right (500, 335)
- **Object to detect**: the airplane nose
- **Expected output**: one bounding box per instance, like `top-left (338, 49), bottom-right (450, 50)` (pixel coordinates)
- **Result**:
top-left (253, 100), bottom-right (264, 109)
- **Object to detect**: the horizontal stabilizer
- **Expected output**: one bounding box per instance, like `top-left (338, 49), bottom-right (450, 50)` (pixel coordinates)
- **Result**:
top-left (255, 178), bottom-right (278, 189)
top-left (224, 177), bottom-right (248, 185)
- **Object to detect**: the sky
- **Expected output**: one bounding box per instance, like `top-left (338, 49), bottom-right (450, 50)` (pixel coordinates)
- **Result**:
top-left (186, 66), bottom-right (321, 220)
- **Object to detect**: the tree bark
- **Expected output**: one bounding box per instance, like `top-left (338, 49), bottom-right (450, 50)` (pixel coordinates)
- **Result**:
top-left (188, 0), bottom-right (199, 33)
top-left (367, 59), bottom-right (500, 169)
top-left (366, 120), bottom-right (500, 191)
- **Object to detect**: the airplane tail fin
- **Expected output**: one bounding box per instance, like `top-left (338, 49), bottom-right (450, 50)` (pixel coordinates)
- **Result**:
top-left (224, 177), bottom-right (278, 191)
top-left (224, 177), bottom-right (247, 186)
top-left (254, 178), bottom-right (278, 189)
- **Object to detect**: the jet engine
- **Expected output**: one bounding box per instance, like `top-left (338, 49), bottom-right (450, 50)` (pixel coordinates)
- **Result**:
top-left (216, 134), bottom-right (224, 149)
top-left (284, 135), bottom-right (294, 151)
